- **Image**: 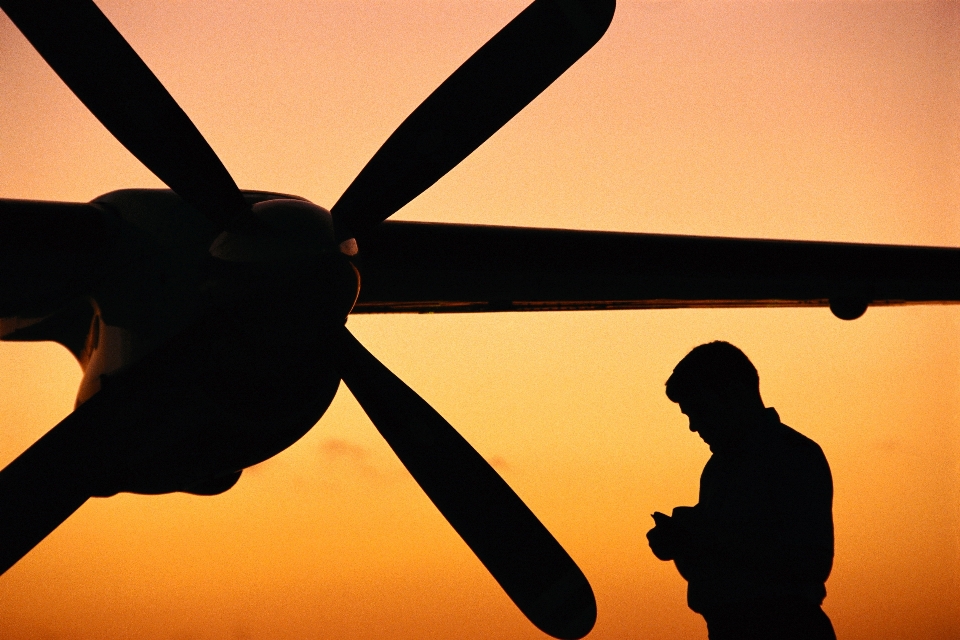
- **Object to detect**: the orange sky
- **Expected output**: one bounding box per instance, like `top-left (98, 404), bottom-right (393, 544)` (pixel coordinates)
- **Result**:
top-left (1, 2), bottom-right (959, 639)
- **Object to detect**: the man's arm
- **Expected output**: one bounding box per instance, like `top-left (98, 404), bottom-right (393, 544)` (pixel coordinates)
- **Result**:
top-left (682, 440), bottom-right (833, 584)
top-left (769, 442), bottom-right (834, 583)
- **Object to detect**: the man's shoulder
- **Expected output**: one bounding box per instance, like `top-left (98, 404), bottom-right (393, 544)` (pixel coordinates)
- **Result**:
top-left (762, 408), bottom-right (818, 446)
top-left (768, 420), bottom-right (832, 480)
top-left (778, 422), bottom-right (823, 450)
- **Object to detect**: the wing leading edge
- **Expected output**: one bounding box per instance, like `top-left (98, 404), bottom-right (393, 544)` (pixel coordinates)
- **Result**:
top-left (354, 222), bottom-right (960, 317)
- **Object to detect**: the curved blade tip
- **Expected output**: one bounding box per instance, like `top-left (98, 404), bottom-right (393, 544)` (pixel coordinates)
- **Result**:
top-left (527, 568), bottom-right (597, 639)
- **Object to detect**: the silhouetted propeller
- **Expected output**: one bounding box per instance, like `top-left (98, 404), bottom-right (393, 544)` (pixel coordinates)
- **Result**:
top-left (0, 408), bottom-right (92, 576)
top-left (0, 0), bottom-right (250, 229)
top-left (1, 1), bottom-right (611, 636)
top-left (330, 0), bottom-right (616, 241)
top-left (333, 326), bottom-right (596, 639)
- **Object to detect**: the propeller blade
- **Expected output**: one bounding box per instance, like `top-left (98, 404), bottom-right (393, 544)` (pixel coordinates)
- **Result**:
top-left (330, 0), bottom-right (616, 241)
top-left (1, 0), bottom-right (249, 228)
top-left (332, 326), bottom-right (596, 639)
top-left (0, 404), bottom-right (101, 575)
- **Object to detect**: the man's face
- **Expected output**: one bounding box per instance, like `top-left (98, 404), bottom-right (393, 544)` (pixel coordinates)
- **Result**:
top-left (678, 392), bottom-right (729, 447)
top-left (676, 381), bottom-right (764, 450)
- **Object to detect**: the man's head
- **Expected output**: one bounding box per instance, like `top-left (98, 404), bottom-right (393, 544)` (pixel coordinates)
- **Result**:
top-left (665, 342), bottom-right (765, 450)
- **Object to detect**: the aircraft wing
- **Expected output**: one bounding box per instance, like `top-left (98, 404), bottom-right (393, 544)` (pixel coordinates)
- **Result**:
top-left (6, 196), bottom-right (959, 322)
top-left (354, 221), bottom-right (960, 318)
top-left (0, 198), bottom-right (112, 253)
top-left (0, 198), bottom-right (111, 357)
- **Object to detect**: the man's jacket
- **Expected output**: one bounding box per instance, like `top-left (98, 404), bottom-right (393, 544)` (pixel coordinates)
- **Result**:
top-left (672, 407), bottom-right (834, 613)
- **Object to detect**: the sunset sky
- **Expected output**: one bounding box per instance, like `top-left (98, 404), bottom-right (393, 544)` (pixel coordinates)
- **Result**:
top-left (1, 1), bottom-right (959, 638)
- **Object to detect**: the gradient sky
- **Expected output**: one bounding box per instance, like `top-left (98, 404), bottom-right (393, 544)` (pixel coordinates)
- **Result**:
top-left (1, 2), bottom-right (959, 639)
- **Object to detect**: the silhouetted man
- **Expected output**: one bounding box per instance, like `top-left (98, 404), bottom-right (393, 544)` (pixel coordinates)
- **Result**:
top-left (647, 341), bottom-right (836, 640)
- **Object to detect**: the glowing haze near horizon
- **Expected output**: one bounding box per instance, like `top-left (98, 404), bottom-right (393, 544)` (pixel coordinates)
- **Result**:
top-left (1, 1), bottom-right (958, 638)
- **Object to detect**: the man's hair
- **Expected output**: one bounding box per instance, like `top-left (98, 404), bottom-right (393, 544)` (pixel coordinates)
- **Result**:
top-left (665, 341), bottom-right (759, 403)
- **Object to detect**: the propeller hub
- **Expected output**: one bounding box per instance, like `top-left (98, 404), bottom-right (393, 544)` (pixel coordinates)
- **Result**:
top-left (209, 198), bottom-right (359, 320)
top-left (210, 198), bottom-right (337, 262)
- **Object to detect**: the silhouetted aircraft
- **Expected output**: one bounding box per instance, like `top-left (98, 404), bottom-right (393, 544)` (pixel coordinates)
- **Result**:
top-left (1, 1), bottom-right (957, 638)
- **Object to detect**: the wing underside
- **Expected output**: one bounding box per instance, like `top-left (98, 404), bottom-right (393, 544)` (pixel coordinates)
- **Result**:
top-left (354, 222), bottom-right (960, 315)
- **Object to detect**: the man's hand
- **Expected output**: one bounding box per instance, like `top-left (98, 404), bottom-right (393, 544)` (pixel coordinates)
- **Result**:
top-left (670, 505), bottom-right (698, 530)
top-left (646, 511), bottom-right (676, 561)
